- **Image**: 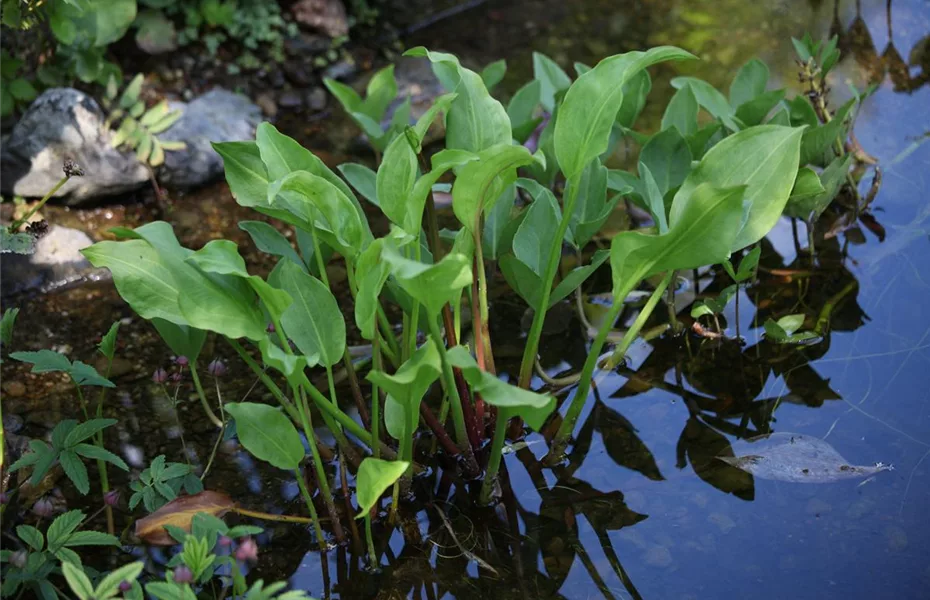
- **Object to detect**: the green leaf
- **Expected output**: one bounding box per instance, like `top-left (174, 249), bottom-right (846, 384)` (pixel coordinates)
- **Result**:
top-left (9, 349), bottom-right (71, 373)
top-left (272, 260), bottom-right (345, 367)
top-left (447, 346), bottom-right (555, 429)
top-left (355, 458), bottom-right (410, 516)
top-left (724, 245), bottom-right (761, 283)
top-left (9, 77), bottom-right (36, 102)
top-left (47, 510), bottom-right (84, 549)
top-left (513, 186), bottom-right (562, 277)
top-left (268, 171), bottom-right (365, 259)
top-left (687, 122), bottom-right (723, 159)
top-left (483, 184), bottom-right (516, 260)
top-left (366, 341), bottom-right (440, 442)
top-left (354, 241), bottom-right (390, 340)
top-left (62, 561), bottom-right (94, 600)
top-left (549, 248), bottom-right (610, 307)
top-left (405, 47), bottom-right (511, 153)
top-left (638, 163), bottom-right (668, 233)
top-left (69, 361), bottom-right (115, 387)
top-left (691, 303), bottom-right (714, 319)
top-left (404, 149), bottom-right (479, 235)
top-left (480, 59), bottom-right (507, 90)
top-left (735, 89), bottom-right (786, 127)
top-left (799, 99), bottom-right (854, 167)
top-left (186, 240), bottom-right (248, 277)
top-left (533, 52), bottom-right (572, 112)
top-left (566, 159), bottom-right (614, 248)
top-left (785, 155), bottom-right (852, 220)
top-left (95, 562), bottom-right (144, 599)
top-left (729, 58), bottom-right (769, 108)
top-left (71, 444), bottom-right (129, 471)
top-left (611, 183), bottom-right (746, 295)
top-left (151, 318), bottom-right (207, 362)
top-left (238, 221), bottom-right (303, 267)
top-left (225, 402), bottom-right (305, 470)
top-left (787, 95), bottom-right (819, 128)
top-left (615, 70), bottom-right (651, 129)
top-left (213, 141), bottom-right (269, 208)
top-left (507, 80), bottom-right (541, 141)
top-left (360, 65), bottom-right (397, 121)
top-left (786, 167), bottom-right (826, 206)
top-left (1, 307), bottom-right (19, 345)
top-left (670, 77), bottom-right (742, 131)
top-left (662, 84), bottom-right (699, 137)
top-left (324, 77), bottom-right (362, 113)
top-left (639, 127), bottom-right (692, 196)
top-left (452, 144), bottom-right (538, 232)
top-left (499, 253), bottom-right (543, 310)
top-left (412, 93), bottom-right (457, 144)
top-left (382, 243), bottom-right (472, 318)
top-left (337, 163), bottom-right (379, 206)
top-left (64, 418), bottom-right (118, 447)
top-left (556, 47), bottom-right (696, 180)
top-left (97, 321), bottom-right (120, 361)
top-left (62, 531), bottom-right (120, 547)
top-left (16, 525), bottom-right (44, 551)
top-left (671, 125), bottom-right (804, 251)
top-left (376, 132), bottom-right (419, 231)
top-left (60, 449), bottom-right (91, 494)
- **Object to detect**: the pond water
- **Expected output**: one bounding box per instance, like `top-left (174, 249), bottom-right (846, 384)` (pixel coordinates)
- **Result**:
top-left (3, 0), bottom-right (930, 598)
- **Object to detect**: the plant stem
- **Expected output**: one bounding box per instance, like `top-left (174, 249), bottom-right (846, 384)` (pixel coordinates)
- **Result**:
top-left (74, 381), bottom-right (115, 536)
top-left (472, 234), bottom-right (496, 374)
top-left (371, 334), bottom-right (382, 459)
top-left (365, 514), bottom-right (377, 566)
top-left (518, 177), bottom-right (581, 388)
top-left (478, 409), bottom-right (509, 504)
top-left (296, 387), bottom-right (345, 544)
top-left (189, 364), bottom-right (223, 428)
top-left (603, 272), bottom-right (673, 370)
top-left (427, 318), bottom-right (478, 472)
top-left (665, 272), bottom-right (681, 334)
top-left (9, 175), bottom-right (69, 231)
top-left (224, 338), bottom-right (300, 422)
top-left (294, 468), bottom-right (327, 551)
top-left (234, 506), bottom-right (320, 524)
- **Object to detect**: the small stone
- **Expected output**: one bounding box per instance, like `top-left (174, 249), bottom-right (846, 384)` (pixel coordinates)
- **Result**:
top-left (323, 58), bottom-right (356, 81)
top-left (3, 381), bottom-right (26, 397)
top-left (255, 92), bottom-right (278, 118)
top-left (307, 87), bottom-right (327, 111)
top-left (291, 0), bottom-right (349, 38)
top-left (1, 225), bottom-right (98, 297)
top-left (278, 89), bottom-right (304, 109)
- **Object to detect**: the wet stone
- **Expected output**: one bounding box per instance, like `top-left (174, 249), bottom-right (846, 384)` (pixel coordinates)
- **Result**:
top-left (278, 90), bottom-right (304, 109)
top-left (3, 381), bottom-right (27, 398)
top-left (0, 225), bottom-right (101, 297)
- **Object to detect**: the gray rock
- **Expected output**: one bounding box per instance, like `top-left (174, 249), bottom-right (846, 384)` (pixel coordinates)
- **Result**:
top-left (0, 225), bottom-right (102, 297)
top-left (157, 89), bottom-right (262, 189)
top-left (0, 89), bottom-right (149, 204)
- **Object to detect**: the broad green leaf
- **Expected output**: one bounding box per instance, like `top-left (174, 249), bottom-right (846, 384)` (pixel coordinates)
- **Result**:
top-left (212, 141), bottom-right (269, 208)
top-left (671, 125), bottom-right (804, 250)
top-left (360, 65), bottom-right (397, 121)
top-left (1, 307), bottom-right (19, 345)
top-left (735, 89), bottom-right (786, 127)
top-left (337, 163), bottom-right (379, 206)
top-left (483, 184), bottom-right (516, 260)
top-left (507, 79), bottom-right (541, 140)
top-left (366, 341), bottom-right (440, 441)
top-left (533, 52), bottom-right (572, 112)
top-left (638, 163), bottom-right (668, 233)
top-left (69, 361), bottom-right (115, 387)
top-left (729, 58), bottom-right (769, 108)
top-left (268, 171), bottom-right (365, 259)
top-left (151, 318), bottom-right (207, 362)
top-left (447, 346), bottom-right (555, 429)
top-left (691, 303), bottom-right (715, 319)
top-left (272, 260), bottom-right (345, 368)
top-left (549, 248), bottom-right (610, 307)
top-left (187, 240), bottom-right (248, 277)
top-left (611, 183), bottom-right (746, 294)
top-left (97, 321), bottom-right (120, 361)
top-left (62, 561), bottom-right (94, 600)
top-left (51, 0), bottom-right (136, 47)
top-left (556, 47), bottom-right (696, 180)
top-left (377, 132), bottom-right (419, 231)
top-left (513, 186), bottom-right (562, 276)
top-left (10, 349), bottom-right (71, 373)
top-left (566, 159), bottom-right (614, 248)
top-left (355, 458), bottom-right (410, 515)
top-left (412, 93), bottom-right (457, 143)
top-left (397, 149), bottom-right (480, 235)
top-left (480, 59), bottom-right (507, 90)
top-left (615, 70), bottom-right (652, 129)
top-left (452, 144), bottom-right (538, 232)
top-left (16, 525), bottom-right (44, 551)
top-left (687, 122), bottom-right (723, 159)
top-left (786, 167), bottom-right (826, 206)
top-left (638, 127), bottom-right (692, 196)
top-left (767, 106), bottom-right (791, 126)
top-left (354, 240), bottom-right (390, 340)
top-left (238, 221), bottom-right (303, 266)
top-left (405, 47), bottom-right (511, 153)
top-left (662, 84), bottom-right (699, 137)
top-left (799, 99), bottom-right (854, 167)
top-left (777, 314), bottom-right (806, 336)
top-left (382, 244), bottom-right (472, 318)
top-left (787, 95), bottom-right (819, 127)
top-left (499, 253), bottom-right (543, 310)
top-left (225, 402), bottom-right (304, 470)
top-left (258, 338), bottom-right (307, 388)
top-left (671, 77), bottom-right (742, 130)
top-left (324, 77), bottom-right (362, 113)
top-left (785, 155), bottom-right (851, 220)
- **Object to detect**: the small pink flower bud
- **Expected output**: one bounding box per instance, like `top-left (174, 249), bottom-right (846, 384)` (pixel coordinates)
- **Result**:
top-left (218, 535), bottom-right (232, 548)
top-left (169, 371), bottom-right (183, 383)
top-left (104, 490), bottom-right (120, 507)
top-left (207, 359), bottom-right (227, 377)
top-left (152, 368), bottom-right (169, 384)
top-left (118, 580), bottom-right (133, 592)
top-left (32, 497), bottom-right (54, 518)
top-left (174, 356), bottom-right (189, 367)
top-left (173, 565), bottom-right (194, 584)
top-left (235, 537), bottom-right (259, 562)
top-left (266, 322), bottom-right (276, 333)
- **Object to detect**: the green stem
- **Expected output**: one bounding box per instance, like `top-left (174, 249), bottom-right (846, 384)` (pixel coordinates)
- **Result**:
top-left (365, 514), bottom-right (377, 565)
top-left (406, 241), bottom-right (422, 360)
top-left (294, 468), bottom-right (327, 551)
top-left (427, 319), bottom-right (471, 456)
top-left (224, 338), bottom-right (300, 422)
top-left (189, 364), bottom-right (223, 428)
top-left (603, 272), bottom-right (674, 370)
top-left (74, 380), bottom-right (114, 535)
top-left (518, 177), bottom-right (581, 388)
top-left (296, 387), bottom-right (345, 544)
top-left (10, 175), bottom-right (69, 231)
top-left (371, 334), bottom-right (382, 459)
top-left (473, 228), bottom-right (495, 373)
top-left (479, 409), bottom-right (509, 504)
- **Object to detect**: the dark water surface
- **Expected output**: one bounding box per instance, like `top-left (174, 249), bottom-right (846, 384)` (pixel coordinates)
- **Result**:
top-left (3, 0), bottom-right (930, 598)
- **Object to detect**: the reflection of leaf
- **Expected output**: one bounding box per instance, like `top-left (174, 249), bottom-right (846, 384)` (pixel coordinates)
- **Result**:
top-left (595, 404), bottom-right (664, 481)
top-left (677, 417), bottom-right (754, 501)
top-left (720, 433), bottom-right (893, 483)
top-left (136, 491), bottom-right (235, 545)
top-left (545, 479), bottom-right (648, 532)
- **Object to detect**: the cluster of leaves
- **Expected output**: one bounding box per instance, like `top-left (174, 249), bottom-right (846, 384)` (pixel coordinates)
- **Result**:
top-left (1, 49), bottom-right (38, 116)
top-left (103, 74), bottom-right (186, 167)
top-left (129, 454), bottom-right (203, 512)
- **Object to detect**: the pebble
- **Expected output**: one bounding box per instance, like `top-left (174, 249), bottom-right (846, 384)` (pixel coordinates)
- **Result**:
top-left (278, 90), bottom-right (304, 109)
top-left (255, 92), bottom-right (278, 118)
top-left (4, 381), bottom-right (26, 397)
top-left (307, 87), bottom-right (327, 111)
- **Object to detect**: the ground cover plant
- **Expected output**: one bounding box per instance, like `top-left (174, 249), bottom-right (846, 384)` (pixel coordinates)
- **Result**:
top-left (0, 33), bottom-right (880, 597)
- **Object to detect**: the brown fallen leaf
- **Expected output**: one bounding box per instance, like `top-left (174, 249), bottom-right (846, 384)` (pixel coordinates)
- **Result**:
top-left (136, 491), bottom-right (235, 545)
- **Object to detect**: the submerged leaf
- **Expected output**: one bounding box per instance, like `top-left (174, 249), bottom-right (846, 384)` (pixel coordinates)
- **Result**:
top-left (135, 491), bottom-right (235, 545)
top-left (718, 433), bottom-right (893, 483)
